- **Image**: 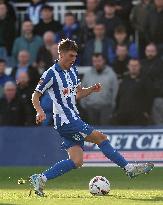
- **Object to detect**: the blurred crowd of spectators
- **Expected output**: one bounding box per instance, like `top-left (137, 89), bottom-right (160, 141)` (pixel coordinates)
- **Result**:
top-left (0, 0), bottom-right (163, 126)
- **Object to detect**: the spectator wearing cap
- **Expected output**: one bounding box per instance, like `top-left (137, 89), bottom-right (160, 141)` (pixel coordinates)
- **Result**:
top-left (82, 22), bottom-right (112, 66)
top-left (26, 0), bottom-right (45, 25)
top-left (12, 20), bottom-right (43, 66)
top-left (34, 5), bottom-right (62, 36)
top-left (80, 53), bottom-right (118, 125)
top-left (11, 50), bottom-right (40, 87)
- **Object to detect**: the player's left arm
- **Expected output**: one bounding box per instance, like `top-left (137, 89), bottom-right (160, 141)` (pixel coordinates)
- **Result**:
top-left (76, 83), bottom-right (102, 100)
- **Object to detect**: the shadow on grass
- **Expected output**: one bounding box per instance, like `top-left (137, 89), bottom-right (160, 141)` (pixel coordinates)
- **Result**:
top-left (129, 196), bottom-right (163, 202)
top-left (0, 204), bottom-right (17, 205)
top-left (110, 194), bottom-right (163, 202)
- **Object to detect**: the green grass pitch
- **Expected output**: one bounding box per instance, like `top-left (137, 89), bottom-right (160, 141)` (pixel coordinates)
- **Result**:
top-left (0, 167), bottom-right (163, 205)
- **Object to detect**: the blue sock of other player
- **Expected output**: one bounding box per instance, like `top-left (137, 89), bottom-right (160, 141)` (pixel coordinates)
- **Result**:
top-left (98, 140), bottom-right (128, 168)
top-left (42, 159), bottom-right (76, 180)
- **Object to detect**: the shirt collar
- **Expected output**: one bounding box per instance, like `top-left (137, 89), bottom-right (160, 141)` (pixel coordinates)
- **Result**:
top-left (55, 60), bottom-right (62, 72)
top-left (55, 60), bottom-right (70, 73)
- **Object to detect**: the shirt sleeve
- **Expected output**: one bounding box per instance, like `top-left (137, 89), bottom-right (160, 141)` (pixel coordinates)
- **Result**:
top-left (35, 69), bottom-right (53, 94)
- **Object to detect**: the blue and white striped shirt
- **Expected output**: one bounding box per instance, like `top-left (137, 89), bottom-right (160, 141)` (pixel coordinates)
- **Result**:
top-left (35, 62), bottom-right (81, 128)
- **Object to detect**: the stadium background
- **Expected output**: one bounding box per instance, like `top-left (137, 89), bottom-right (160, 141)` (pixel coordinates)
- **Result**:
top-left (0, 1), bottom-right (163, 205)
top-left (0, 0), bottom-right (163, 166)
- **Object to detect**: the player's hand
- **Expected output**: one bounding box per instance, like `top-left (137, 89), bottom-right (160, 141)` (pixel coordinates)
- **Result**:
top-left (91, 83), bottom-right (102, 92)
top-left (36, 110), bottom-right (46, 124)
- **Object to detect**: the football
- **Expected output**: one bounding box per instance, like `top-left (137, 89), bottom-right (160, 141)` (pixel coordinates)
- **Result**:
top-left (89, 176), bottom-right (110, 196)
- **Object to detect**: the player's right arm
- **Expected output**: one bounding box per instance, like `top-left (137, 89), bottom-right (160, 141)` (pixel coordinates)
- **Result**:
top-left (32, 69), bottom-right (53, 124)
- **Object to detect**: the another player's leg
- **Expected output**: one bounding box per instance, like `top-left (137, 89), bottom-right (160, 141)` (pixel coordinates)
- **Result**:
top-left (85, 130), bottom-right (154, 178)
top-left (29, 145), bottom-right (83, 196)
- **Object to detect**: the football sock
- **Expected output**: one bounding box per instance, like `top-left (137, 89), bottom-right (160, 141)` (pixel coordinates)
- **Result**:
top-left (43, 159), bottom-right (76, 180)
top-left (98, 140), bottom-right (128, 168)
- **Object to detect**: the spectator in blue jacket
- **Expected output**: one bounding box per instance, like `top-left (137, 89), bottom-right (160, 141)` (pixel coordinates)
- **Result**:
top-left (108, 25), bottom-right (138, 64)
top-left (56, 12), bottom-right (80, 44)
top-left (82, 22), bottom-right (112, 66)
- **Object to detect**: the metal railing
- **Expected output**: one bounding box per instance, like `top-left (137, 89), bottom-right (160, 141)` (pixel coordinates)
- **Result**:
top-left (15, 2), bottom-right (85, 24)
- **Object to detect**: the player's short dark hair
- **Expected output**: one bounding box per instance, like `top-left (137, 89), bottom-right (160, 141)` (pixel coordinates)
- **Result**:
top-left (0, 59), bottom-right (6, 64)
top-left (114, 25), bottom-right (127, 34)
top-left (58, 39), bottom-right (78, 53)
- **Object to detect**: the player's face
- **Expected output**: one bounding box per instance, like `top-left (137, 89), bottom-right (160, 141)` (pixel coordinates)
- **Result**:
top-left (60, 50), bottom-right (77, 69)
